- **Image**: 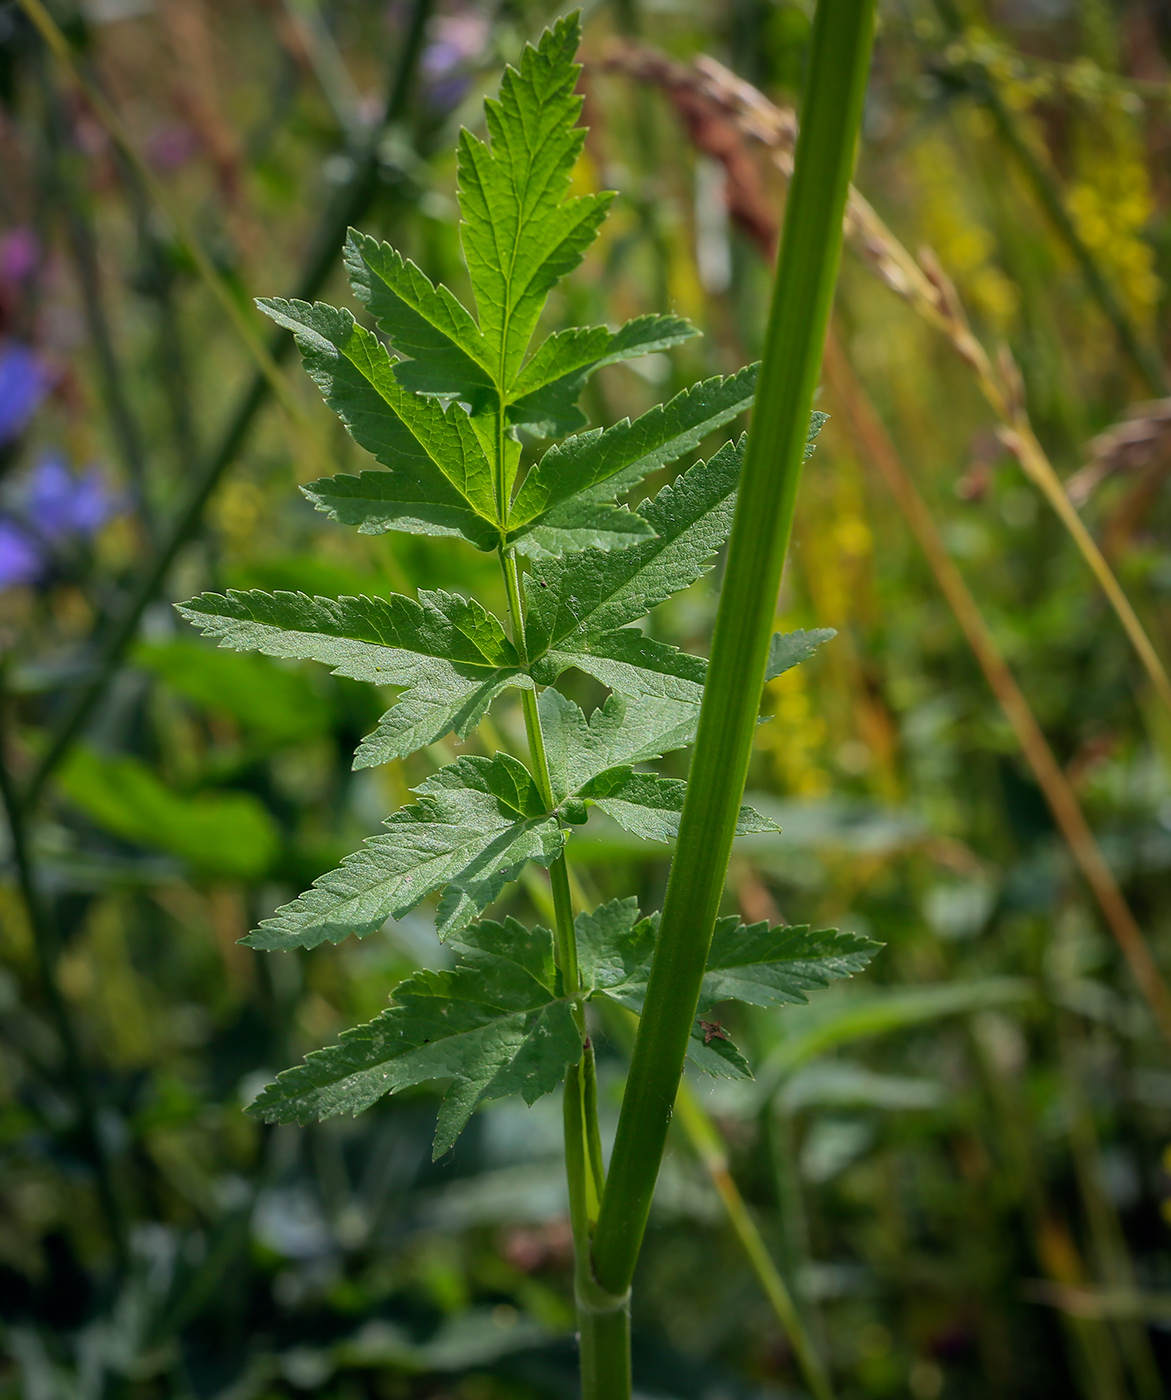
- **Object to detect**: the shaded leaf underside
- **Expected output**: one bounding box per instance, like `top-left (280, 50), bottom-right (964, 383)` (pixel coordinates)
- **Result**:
top-left (248, 916), bottom-right (582, 1157)
top-left (250, 899), bottom-right (880, 1154)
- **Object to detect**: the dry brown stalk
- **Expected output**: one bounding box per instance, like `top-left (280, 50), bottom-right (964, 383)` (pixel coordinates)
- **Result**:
top-left (595, 38), bottom-right (1171, 1044)
top-left (823, 332), bottom-right (1171, 1050)
top-left (594, 41), bottom-right (1171, 720)
top-left (1077, 400), bottom-right (1171, 491)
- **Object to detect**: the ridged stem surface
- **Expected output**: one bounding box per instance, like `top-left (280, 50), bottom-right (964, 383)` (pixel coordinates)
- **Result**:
top-left (591, 0), bottom-right (878, 1300)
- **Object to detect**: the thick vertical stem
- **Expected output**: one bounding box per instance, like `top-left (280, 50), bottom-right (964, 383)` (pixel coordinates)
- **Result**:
top-left (592, 0), bottom-right (876, 1299)
top-left (579, 1294), bottom-right (632, 1399)
top-left (567, 1063), bottom-right (631, 1398)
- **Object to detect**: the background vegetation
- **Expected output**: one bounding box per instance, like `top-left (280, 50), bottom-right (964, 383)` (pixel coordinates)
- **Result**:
top-left (3, 0), bottom-right (1171, 1395)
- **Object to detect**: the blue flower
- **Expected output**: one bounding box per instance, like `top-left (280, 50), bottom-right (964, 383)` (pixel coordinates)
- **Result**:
top-left (0, 454), bottom-right (120, 590)
top-left (0, 342), bottom-right (50, 446)
top-left (0, 517), bottom-right (43, 588)
top-left (25, 455), bottom-right (116, 538)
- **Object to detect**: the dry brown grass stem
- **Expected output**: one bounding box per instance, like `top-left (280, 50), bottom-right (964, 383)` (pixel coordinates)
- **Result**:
top-left (596, 38), bottom-right (1171, 1045)
top-left (823, 332), bottom-right (1171, 1051)
top-left (596, 42), bottom-right (1171, 720)
top-left (1067, 399), bottom-right (1171, 506)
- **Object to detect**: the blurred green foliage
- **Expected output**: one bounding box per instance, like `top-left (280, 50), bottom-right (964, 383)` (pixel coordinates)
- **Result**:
top-left (3, 0), bottom-right (1171, 1396)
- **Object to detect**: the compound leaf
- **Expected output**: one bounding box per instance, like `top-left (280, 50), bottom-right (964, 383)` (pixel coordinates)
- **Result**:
top-left (343, 228), bottom-right (492, 402)
top-left (243, 754), bottom-right (564, 950)
top-left (508, 313), bottom-right (699, 436)
top-left (177, 585), bottom-right (516, 680)
top-left (526, 417), bottom-right (828, 691)
top-left (573, 900), bottom-right (748, 1077)
top-left (457, 15), bottom-right (613, 382)
top-left (524, 437), bottom-right (744, 662)
top-left (508, 366), bottom-right (758, 538)
top-left (258, 298), bottom-right (499, 547)
top-left (576, 900), bottom-right (878, 1080)
top-left (544, 624), bottom-right (837, 709)
top-left (538, 631), bottom-right (708, 702)
top-left (766, 626), bottom-right (837, 680)
top-left (354, 671), bottom-right (524, 771)
top-left (180, 587), bottom-right (534, 766)
top-left (578, 769), bottom-right (777, 844)
top-left (508, 496), bottom-right (655, 561)
top-left (247, 916), bottom-right (582, 1157)
top-left (299, 469), bottom-right (496, 547)
top-left (539, 689), bottom-right (699, 802)
top-left (702, 919), bottom-right (881, 1008)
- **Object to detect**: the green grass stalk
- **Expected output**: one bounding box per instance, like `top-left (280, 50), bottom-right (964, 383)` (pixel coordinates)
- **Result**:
top-left (591, 0), bottom-right (877, 1308)
top-left (673, 1078), bottom-right (835, 1400)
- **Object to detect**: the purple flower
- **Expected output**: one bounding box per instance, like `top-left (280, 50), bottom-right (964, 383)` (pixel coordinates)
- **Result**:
top-left (422, 12), bottom-right (489, 110)
top-left (0, 517), bottom-right (43, 588)
top-left (0, 229), bottom-right (39, 286)
top-left (0, 342), bottom-right (50, 446)
top-left (147, 124), bottom-right (199, 173)
top-left (24, 455), bottom-right (116, 538)
top-left (0, 454), bottom-right (120, 591)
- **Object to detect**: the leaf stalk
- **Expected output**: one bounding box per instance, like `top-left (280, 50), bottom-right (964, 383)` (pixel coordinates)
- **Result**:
top-left (500, 530), bottom-right (614, 1387)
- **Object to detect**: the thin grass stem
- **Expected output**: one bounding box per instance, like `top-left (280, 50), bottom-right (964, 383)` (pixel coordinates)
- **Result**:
top-left (21, 0), bottom-right (434, 810)
top-left (673, 1077), bottom-right (836, 1400)
top-left (933, 0), bottom-right (1168, 398)
top-left (605, 45), bottom-right (1171, 724)
top-left (822, 332), bottom-right (1171, 1049)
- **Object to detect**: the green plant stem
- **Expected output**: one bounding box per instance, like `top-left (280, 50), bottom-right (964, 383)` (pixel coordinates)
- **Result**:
top-left (564, 1059), bottom-right (595, 1248)
top-left (570, 1047), bottom-right (630, 1399)
top-left (578, 1288), bottom-right (633, 1400)
top-left (22, 0), bottom-right (433, 810)
top-left (499, 549), bottom-right (586, 1011)
top-left (604, 1002), bottom-right (833, 1398)
top-left (570, 1056), bottom-right (629, 1400)
top-left (581, 1034), bottom-right (606, 1194)
top-left (592, 0), bottom-right (876, 1300)
top-left (981, 84), bottom-right (1167, 397)
top-left (550, 852), bottom-right (584, 1016)
top-left (500, 541), bottom-right (616, 1395)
